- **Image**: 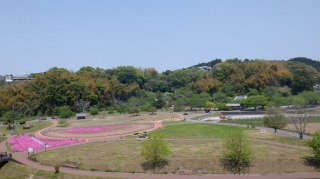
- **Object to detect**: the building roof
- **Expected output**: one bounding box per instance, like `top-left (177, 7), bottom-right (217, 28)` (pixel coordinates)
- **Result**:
top-left (226, 103), bottom-right (241, 107)
top-left (233, 95), bottom-right (247, 101)
top-left (76, 113), bottom-right (86, 117)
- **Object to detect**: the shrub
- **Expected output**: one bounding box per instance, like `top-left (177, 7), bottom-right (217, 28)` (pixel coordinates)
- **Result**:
top-left (58, 119), bottom-right (69, 127)
top-left (89, 108), bottom-right (99, 116)
top-left (107, 110), bottom-right (114, 114)
top-left (220, 130), bottom-right (252, 175)
top-left (54, 163), bottom-right (60, 173)
top-left (305, 131), bottom-right (320, 163)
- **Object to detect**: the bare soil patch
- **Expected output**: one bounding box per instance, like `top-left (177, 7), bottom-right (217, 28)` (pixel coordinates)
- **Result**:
top-left (285, 123), bottom-right (320, 134)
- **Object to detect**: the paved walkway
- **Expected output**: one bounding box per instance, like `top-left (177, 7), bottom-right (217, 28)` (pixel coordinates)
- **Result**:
top-left (1, 120), bottom-right (320, 178)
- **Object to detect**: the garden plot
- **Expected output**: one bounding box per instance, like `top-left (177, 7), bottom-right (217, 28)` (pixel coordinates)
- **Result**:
top-left (8, 134), bottom-right (86, 152)
top-left (41, 123), bottom-right (154, 139)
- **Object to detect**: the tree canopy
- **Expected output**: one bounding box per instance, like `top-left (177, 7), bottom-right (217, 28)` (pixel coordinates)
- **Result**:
top-left (0, 58), bottom-right (319, 119)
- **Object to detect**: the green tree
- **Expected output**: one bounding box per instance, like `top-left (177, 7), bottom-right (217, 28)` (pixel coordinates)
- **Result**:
top-left (263, 107), bottom-right (287, 133)
top-left (305, 131), bottom-right (320, 163)
top-left (2, 111), bottom-right (22, 130)
top-left (129, 106), bottom-right (141, 116)
top-left (141, 136), bottom-right (170, 173)
top-left (300, 91), bottom-right (320, 105)
top-left (221, 130), bottom-right (252, 175)
top-left (89, 108), bottom-right (99, 116)
top-left (116, 66), bottom-right (145, 86)
top-left (56, 106), bottom-right (73, 119)
top-left (116, 105), bottom-right (128, 114)
top-left (240, 95), bottom-right (268, 110)
top-left (205, 101), bottom-right (215, 109)
top-left (148, 107), bottom-right (157, 115)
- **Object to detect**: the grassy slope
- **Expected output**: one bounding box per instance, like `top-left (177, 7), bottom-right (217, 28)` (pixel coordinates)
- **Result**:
top-left (34, 140), bottom-right (309, 173)
top-left (0, 121), bottom-right (52, 135)
top-left (219, 119), bottom-right (264, 126)
top-left (0, 162), bottom-right (115, 179)
top-left (150, 123), bottom-right (251, 139)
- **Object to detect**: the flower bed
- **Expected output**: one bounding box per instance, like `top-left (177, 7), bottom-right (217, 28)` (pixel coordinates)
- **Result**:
top-left (41, 123), bottom-right (155, 138)
top-left (8, 134), bottom-right (86, 152)
top-left (9, 135), bottom-right (43, 152)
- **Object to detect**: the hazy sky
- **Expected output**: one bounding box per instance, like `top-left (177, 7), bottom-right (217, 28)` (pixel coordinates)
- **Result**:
top-left (1, 0), bottom-right (319, 75)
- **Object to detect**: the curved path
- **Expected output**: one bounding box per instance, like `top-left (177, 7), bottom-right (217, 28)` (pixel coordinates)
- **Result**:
top-left (1, 119), bottom-right (320, 178)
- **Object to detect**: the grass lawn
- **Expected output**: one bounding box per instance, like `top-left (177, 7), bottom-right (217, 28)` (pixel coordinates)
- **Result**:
top-left (34, 122), bottom-right (314, 174)
top-left (35, 139), bottom-right (311, 174)
top-left (0, 121), bottom-right (52, 135)
top-left (219, 118), bottom-right (264, 126)
top-left (0, 162), bottom-right (115, 179)
top-left (149, 123), bottom-right (251, 139)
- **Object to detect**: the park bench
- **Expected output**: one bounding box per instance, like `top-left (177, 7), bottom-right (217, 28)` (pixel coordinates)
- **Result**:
top-left (23, 124), bottom-right (34, 129)
top-left (61, 160), bottom-right (79, 168)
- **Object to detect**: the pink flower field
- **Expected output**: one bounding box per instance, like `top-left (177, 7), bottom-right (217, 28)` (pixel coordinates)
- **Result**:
top-left (41, 123), bottom-right (155, 138)
top-left (9, 134), bottom-right (86, 152)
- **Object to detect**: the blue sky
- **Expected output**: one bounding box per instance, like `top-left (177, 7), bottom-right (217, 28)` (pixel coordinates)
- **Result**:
top-left (1, 0), bottom-right (319, 75)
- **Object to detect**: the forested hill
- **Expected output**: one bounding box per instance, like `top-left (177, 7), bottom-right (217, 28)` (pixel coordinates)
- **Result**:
top-left (0, 58), bottom-right (319, 119)
top-left (289, 57), bottom-right (320, 72)
top-left (192, 59), bottom-right (222, 67)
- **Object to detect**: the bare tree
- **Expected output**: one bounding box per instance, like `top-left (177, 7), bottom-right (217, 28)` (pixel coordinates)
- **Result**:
top-left (74, 99), bottom-right (90, 113)
top-left (287, 107), bottom-right (309, 140)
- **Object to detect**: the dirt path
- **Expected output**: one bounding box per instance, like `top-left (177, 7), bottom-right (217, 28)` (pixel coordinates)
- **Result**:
top-left (34, 120), bottom-right (58, 139)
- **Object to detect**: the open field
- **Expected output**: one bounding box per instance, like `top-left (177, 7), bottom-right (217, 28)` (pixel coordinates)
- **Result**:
top-left (0, 162), bottom-right (114, 179)
top-left (149, 123), bottom-right (251, 139)
top-left (219, 118), bottom-right (264, 126)
top-left (285, 123), bottom-right (320, 134)
top-left (33, 122), bottom-right (316, 174)
top-left (35, 139), bottom-right (313, 174)
top-left (2, 112), bottom-right (318, 175)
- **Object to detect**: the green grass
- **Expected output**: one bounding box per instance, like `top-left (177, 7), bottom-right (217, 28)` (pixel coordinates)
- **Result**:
top-left (219, 118), bottom-right (264, 126)
top-left (0, 135), bottom-right (7, 142)
top-left (0, 162), bottom-right (116, 179)
top-left (260, 136), bottom-right (305, 146)
top-left (0, 121), bottom-right (52, 135)
top-left (162, 120), bottom-right (187, 126)
top-left (149, 123), bottom-right (251, 139)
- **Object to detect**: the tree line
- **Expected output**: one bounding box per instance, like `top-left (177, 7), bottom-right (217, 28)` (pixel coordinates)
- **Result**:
top-left (0, 58), bottom-right (320, 121)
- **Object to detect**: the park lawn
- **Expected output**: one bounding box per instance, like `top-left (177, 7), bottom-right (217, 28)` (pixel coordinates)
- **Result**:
top-left (35, 139), bottom-right (311, 174)
top-left (245, 130), bottom-right (306, 146)
top-left (149, 123), bottom-right (251, 139)
top-left (0, 121), bottom-right (52, 135)
top-left (219, 118), bottom-right (264, 126)
top-left (0, 162), bottom-right (115, 179)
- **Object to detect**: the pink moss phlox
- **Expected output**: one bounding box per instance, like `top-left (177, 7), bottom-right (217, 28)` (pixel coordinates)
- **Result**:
top-left (8, 134), bottom-right (86, 152)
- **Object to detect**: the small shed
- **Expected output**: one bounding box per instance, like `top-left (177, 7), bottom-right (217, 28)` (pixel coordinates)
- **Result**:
top-left (76, 113), bottom-right (86, 119)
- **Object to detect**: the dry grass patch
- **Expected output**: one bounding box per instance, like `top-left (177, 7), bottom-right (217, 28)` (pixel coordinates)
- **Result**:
top-left (35, 140), bottom-right (312, 174)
